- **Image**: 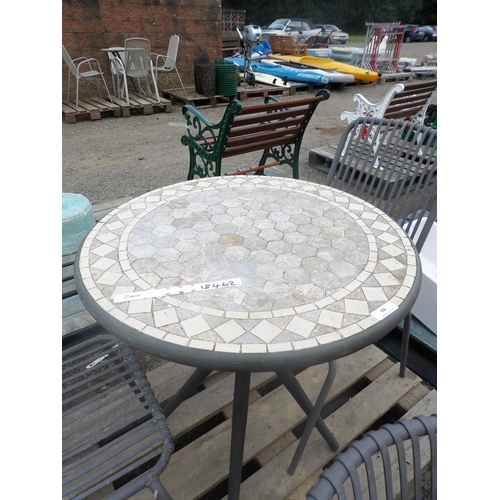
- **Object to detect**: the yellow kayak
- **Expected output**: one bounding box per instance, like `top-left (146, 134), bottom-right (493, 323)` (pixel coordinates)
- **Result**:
top-left (267, 54), bottom-right (381, 82)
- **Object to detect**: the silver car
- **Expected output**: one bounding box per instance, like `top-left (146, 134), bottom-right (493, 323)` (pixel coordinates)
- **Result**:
top-left (319, 25), bottom-right (349, 44)
top-left (261, 18), bottom-right (321, 43)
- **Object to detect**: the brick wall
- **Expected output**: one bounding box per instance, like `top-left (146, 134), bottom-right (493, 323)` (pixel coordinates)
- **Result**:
top-left (62, 0), bottom-right (223, 99)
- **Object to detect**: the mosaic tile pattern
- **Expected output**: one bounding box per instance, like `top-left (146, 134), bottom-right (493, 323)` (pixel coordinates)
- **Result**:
top-left (78, 177), bottom-right (417, 354)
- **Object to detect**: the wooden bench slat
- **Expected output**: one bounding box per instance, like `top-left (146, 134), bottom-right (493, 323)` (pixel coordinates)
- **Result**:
top-left (233, 107), bottom-right (310, 126)
top-left (239, 97), bottom-right (321, 114)
top-left (227, 116), bottom-right (306, 139)
top-left (62, 278), bottom-right (77, 299)
top-left (62, 264), bottom-right (75, 282)
top-left (224, 134), bottom-right (296, 157)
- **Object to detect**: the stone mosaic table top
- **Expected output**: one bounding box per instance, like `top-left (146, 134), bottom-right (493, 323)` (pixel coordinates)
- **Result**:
top-left (77, 177), bottom-right (419, 370)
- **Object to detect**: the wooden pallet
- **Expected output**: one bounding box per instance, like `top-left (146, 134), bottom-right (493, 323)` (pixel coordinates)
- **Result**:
top-left (62, 197), bottom-right (132, 340)
top-left (63, 94), bottom-right (172, 123)
top-left (377, 72), bottom-right (416, 84)
top-left (110, 93), bottom-right (173, 117)
top-left (62, 97), bottom-right (122, 123)
top-left (163, 84), bottom-right (290, 108)
top-left (126, 345), bottom-right (436, 500)
top-left (63, 330), bottom-right (436, 500)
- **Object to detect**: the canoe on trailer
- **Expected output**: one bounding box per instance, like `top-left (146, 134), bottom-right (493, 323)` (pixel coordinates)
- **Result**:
top-left (267, 54), bottom-right (381, 82)
top-left (224, 57), bottom-right (353, 85)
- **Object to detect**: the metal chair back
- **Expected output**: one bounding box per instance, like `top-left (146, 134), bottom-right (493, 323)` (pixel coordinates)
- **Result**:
top-left (165, 34), bottom-right (180, 70)
top-left (122, 37), bottom-right (160, 103)
top-left (124, 37), bottom-right (152, 77)
top-left (306, 415), bottom-right (437, 500)
top-left (62, 44), bottom-right (79, 77)
top-left (325, 116), bottom-right (437, 252)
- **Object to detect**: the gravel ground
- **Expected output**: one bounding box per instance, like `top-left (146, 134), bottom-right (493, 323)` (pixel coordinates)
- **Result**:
top-left (62, 41), bottom-right (437, 204)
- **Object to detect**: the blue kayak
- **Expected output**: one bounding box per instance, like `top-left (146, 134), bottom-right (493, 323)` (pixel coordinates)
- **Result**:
top-left (224, 57), bottom-right (330, 84)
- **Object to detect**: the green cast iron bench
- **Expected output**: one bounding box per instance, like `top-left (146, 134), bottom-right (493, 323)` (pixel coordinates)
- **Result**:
top-left (181, 89), bottom-right (330, 179)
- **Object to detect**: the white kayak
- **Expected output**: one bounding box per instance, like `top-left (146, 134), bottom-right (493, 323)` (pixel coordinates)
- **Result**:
top-left (252, 72), bottom-right (290, 87)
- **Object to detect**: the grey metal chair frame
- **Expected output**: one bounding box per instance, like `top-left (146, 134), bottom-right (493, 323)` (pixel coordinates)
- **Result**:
top-left (306, 415), bottom-right (437, 500)
top-left (62, 334), bottom-right (174, 500)
top-left (324, 116), bottom-right (437, 377)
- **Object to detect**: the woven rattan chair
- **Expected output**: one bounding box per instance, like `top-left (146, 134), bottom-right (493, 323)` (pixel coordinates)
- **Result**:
top-left (62, 334), bottom-right (174, 499)
top-left (307, 415), bottom-right (437, 500)
top-left (325, 116), bottom-right (437, 377)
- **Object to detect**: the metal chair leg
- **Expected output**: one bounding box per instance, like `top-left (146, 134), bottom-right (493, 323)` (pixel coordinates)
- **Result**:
top-left (148, 477), bottom-right (174, 500)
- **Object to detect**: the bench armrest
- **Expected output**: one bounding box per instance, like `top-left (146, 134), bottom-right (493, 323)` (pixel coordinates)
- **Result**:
top-left (181, 100), bottom-right (242, 155)
top-left (340, 83), bottom-right (404, 122)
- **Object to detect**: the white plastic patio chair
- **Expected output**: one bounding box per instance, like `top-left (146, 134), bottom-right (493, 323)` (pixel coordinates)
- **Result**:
top-left (121, 38), bottom-right (160, 105)
top-left (62, 45), bottom-right (113, 106)
top-left (152, 34), bottom-right (186, 93)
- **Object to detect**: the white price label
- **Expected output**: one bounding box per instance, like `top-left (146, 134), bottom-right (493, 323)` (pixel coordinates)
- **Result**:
top-left (371, 301), bottom-right (398, 320)
top-left (113, 278), bottom-right (242, 303)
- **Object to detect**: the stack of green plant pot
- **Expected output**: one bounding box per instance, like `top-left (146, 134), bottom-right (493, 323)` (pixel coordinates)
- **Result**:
top-left (215, 59), bottom-right (238, 96)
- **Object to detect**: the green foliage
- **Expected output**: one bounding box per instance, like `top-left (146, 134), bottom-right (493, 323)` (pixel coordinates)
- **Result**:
top-left (222, 0), bottom-right (436, 33)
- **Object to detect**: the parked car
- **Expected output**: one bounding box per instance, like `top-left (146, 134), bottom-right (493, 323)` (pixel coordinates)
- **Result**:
top-left (261, 18), bottom-right (321, 43)
top-left (318, 24), bottom-right (349, 44)
top-left (404, 24), bottom-right (425, 43)
top-left (419, 25), bottom-right (437, 41)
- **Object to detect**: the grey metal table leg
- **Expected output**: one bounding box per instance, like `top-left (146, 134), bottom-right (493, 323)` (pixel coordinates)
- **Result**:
top-left (161, 367), bottom-right (212, 418)
top-left (276, 361), bottom-right (339, 474)
top-left (399, 313), bottom-right (411, 378)
top-left (227, 371), bottom-right (251, 500)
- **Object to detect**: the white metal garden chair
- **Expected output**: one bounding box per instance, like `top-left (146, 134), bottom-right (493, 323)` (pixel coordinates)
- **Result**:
top-left (62, 44), bottom-right (113, 106)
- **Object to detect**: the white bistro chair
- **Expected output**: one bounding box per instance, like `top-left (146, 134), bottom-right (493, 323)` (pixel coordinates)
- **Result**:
top-left (152, 34), bottom-right (186, 93)
top-left (62, 45), bottom-right (113, 106)
top-left (120, 38), bottom-right (161, 105)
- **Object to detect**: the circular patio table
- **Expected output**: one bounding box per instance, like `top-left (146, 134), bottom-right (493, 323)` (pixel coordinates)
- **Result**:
top-left (75, 176), bottom-right (421, 499)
